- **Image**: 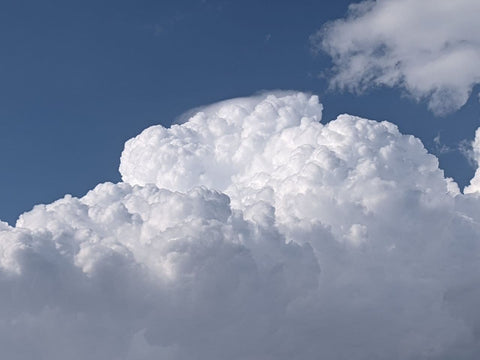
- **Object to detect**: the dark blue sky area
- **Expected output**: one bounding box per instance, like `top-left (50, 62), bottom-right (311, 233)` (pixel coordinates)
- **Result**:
top-left (1, 0), bottom-right (479, 224)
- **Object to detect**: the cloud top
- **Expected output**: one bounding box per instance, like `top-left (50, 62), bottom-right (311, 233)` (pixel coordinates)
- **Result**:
top-left (313, 0), bottom-right (480, 115)
top-left (2, 92), bottom-right (480, 358)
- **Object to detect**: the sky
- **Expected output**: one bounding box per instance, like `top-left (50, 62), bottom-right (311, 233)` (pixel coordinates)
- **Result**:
top-left (3, 1), bottom-right (480, 359)
top-left (1, 0), bottom-right (479, 225)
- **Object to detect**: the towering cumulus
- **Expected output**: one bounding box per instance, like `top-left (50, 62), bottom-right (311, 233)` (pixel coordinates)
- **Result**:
top-left (2, 92), bottom-right (480, 359)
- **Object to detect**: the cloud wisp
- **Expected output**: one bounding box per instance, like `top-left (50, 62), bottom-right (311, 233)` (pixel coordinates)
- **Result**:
top-left (312, 0), bottom-right (480, 115)
top-left (2, 92), bottom-right (480, 359)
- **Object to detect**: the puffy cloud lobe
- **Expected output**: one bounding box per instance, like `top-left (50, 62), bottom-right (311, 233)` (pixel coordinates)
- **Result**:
top-left (3, 92), bottom-right (480, 359)
top-left (120, 92), bottom-right (323, 192)
top-left (312, 0), bottom-right (480, 115)
top-left (3, 184), bottom-right (319, 359)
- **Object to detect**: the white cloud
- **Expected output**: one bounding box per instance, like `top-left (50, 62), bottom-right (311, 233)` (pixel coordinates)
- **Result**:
top-left (3, 92), bottom-right (480, 358)
top-left (312, 0), bottom-right (480, 115)
top-left (464, 128), bottom-right (480, 194)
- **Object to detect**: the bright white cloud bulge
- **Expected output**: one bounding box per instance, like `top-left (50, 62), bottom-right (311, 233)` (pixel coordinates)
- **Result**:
top-left (2, 92), bottom-right (480, 359)
top-left (313, 0), bottom-right (480, 114)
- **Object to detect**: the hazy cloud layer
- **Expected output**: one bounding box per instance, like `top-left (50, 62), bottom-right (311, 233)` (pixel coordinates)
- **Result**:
top-left (2, 92), bottom-right (480, 359)
top-left (313, 0), bottom-right (480, 115)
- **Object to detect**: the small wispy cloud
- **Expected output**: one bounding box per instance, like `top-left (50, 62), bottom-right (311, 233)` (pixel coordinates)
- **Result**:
top-left (433, 133), bottom-right (453, 155)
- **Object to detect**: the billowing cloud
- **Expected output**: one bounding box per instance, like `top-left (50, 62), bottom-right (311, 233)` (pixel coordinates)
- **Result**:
top-left (2, 92), bottom-right (480, 359)
top-left (312, 0), bottom-right (480, 115)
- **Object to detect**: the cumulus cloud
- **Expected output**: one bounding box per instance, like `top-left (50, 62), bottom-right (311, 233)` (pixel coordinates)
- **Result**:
top-left (3, 92), bottom-right (480, 359)
top-left (312, 0), bottom-right (480, 115)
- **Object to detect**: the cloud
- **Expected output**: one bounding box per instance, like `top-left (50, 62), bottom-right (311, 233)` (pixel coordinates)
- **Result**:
top-left (433, 133), bottom-right (453, 155)
top-left (312, 0), bottom-right (480, 115)
top-left (464, 128), bottom-right (480, 194)
top-left (3, 92), bottom-right (480, 358)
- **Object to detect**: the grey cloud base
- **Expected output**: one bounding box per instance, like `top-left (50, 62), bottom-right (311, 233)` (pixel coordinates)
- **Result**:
top-left (2, 92), bottom-right (480, 359)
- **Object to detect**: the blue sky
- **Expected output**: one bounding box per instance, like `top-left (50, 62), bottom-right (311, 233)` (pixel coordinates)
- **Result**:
top-left (1, 0), bottom-right (479, 224)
